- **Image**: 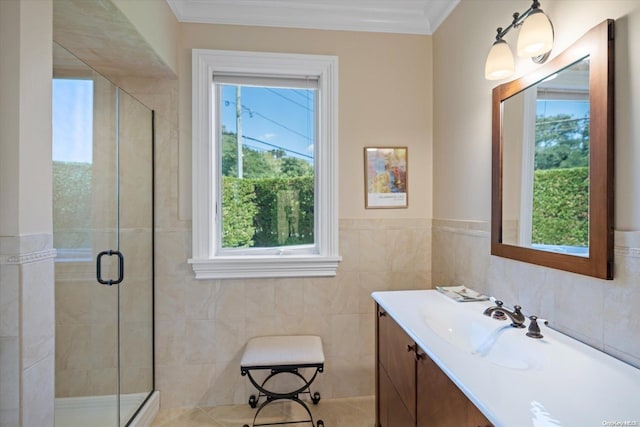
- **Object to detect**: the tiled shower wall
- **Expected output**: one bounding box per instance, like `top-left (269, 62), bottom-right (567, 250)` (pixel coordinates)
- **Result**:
top-left (432, 219), bottom-right (640, 369)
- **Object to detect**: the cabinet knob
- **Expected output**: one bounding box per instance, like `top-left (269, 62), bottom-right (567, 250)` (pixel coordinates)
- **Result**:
top-left (378, 311), bottom-right (387, 317)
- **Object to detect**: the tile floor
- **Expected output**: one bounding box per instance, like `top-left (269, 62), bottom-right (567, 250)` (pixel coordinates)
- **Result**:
top-left (150, 396), bottom-right (375, 427)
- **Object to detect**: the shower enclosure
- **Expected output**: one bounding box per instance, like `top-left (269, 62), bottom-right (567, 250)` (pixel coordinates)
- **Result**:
top-left (52, 42), bottom-right (154, 427)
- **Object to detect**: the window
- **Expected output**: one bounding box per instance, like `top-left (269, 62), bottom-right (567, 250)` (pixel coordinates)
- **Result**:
top-left (190, 50), bottom-right (340, 279)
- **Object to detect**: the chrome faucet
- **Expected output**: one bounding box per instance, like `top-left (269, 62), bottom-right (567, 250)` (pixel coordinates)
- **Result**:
top-left (483, 300), bottom-right (526, 328)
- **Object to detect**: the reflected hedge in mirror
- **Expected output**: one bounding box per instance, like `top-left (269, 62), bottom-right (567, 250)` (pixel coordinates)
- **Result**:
top-left (532, 167), bottom-right (589, 247)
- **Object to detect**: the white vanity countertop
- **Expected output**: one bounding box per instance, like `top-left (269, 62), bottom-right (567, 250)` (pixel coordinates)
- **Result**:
top-left (372, 289), bottom-right (640, 427)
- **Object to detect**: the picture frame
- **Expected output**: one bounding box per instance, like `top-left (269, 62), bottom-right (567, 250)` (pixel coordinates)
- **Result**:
top-left (364, 146), bottom-right (408, 209)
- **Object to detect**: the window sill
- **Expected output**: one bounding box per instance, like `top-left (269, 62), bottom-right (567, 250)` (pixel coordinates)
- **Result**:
top-left (188, 255), bottom-right (342, 279)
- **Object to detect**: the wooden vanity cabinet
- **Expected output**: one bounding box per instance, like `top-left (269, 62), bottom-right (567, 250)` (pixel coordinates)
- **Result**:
top-left (416, 348), bottom-right (492, 427)
top-left (379, 363), bottom-right (415, 427)
top-left (377, 307), bottom-right (416, 426)
top-left (376, 304), bottom-right (493, 427)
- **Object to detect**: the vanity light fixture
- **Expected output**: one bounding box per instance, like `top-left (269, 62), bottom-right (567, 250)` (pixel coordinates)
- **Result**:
top-left (484, 0), bottom-right (554, 80)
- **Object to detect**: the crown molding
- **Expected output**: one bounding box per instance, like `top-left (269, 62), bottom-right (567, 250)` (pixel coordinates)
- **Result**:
top-left (166, 0), bottom-right (459, 35)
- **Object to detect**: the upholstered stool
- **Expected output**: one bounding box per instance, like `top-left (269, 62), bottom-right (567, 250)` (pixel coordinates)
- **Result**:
top-left (240, 335), bottom-right (325, 427)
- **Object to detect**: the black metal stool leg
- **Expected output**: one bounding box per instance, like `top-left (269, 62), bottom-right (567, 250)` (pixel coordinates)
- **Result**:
top-left (248, 396), bottom-right (324, 427)
top-left (241, 365), bottom-right (324, 426)
top-left (248, 394), bottom-right (258, 408)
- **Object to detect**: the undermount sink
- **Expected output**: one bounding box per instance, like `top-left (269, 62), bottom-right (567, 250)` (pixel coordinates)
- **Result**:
top-left (419, 296), bottom-right (541, 370)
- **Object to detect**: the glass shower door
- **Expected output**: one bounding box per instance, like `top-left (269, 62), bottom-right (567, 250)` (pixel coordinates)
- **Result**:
top-left (53, 42), bottom-right (154, 427)
top-left (53, 58), bottom-right (121, 426)
top-left (117, 89), bottom-right (154, 426)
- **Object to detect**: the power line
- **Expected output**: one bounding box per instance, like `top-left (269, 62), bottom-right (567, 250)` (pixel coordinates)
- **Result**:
top-left (225, 100), bottom-right (313, 142)
top-left (248, 107), bottom-right (313, 142)
top-left (223, 131), bottom-right (313, 159)
top-left (242, 135), bottom-right (313, 160)
top-left (291, 89), bottom-right (312, 101)
top-left (536, 116), bottom-right (589, 126)
top-left (266, 88), bottom-right (312, 112)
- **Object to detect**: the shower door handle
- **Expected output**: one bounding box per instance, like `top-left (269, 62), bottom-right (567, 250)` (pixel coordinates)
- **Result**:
top-left (96, 250), bottom-right (124, 286)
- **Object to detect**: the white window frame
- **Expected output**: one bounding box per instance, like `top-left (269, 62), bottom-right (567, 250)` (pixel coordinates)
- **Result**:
top-left (518, 86), bottom-right (537, 247)
top-left (189, 49), bottom-right (340, 279)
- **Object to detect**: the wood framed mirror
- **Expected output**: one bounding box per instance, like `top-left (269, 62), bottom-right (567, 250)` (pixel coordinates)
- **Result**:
top-left (491, 19), bottom-right (614, 279)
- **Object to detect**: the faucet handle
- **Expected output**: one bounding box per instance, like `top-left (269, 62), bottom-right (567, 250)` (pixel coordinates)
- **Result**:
top-left (526, 315), bottom-right (548, 339)
top-left (483, 300), bottom-right (507, 319)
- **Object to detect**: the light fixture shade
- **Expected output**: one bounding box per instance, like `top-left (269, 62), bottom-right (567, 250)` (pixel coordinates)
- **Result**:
top-left (485, 39), bottom-right (515, 80)
top-left (517, 10), bottom-right (554, 58)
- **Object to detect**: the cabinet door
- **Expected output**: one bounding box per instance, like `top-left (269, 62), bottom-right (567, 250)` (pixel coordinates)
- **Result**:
top-left (378, 309), bottom-right (416, 419)
top-left (416, 347), bottom-right (494, 427)
top-left (416, 349), bottom-right (467, 427)
top-left (467, 403), bottom-right (493, 427)
top-left (379, 363), bottom-right (415, 427)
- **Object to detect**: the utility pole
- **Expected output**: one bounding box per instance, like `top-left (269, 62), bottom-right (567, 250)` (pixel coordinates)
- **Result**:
top-left (236, 86), bottom-right (243, 178)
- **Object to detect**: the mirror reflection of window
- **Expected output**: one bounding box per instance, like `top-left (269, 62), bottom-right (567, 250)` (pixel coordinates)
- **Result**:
top-left (531, 59), bottom-right (590, 256)
top-left (502, 57), bottom-right (590, 257)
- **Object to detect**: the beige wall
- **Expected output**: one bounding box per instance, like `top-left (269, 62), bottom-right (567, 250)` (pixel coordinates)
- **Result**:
top-left (0, 0), bottom-right (55, 426)
top-left (53, 0), bottom-right (176, 81)
top-left (1, 0), bottom-right (54, 235)
top-left (432, 0), bottom-right (640, 368)
top-left (178, 24), bottom-right (433, 220)
top-left (112, 0), bottom-right (179, 75)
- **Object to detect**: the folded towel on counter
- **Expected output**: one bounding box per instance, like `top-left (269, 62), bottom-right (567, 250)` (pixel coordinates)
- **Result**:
top-left (436, 285), bottom-right (489, 302)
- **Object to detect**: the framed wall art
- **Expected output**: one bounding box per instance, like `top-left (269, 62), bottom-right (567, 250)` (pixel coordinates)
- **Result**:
top-left (364, 147), bottom-right (408, 209)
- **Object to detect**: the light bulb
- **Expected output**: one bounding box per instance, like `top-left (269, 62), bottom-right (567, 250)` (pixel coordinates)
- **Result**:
top-left (485, 39), bottom-right (515, 80)
top-left (517, 10), bottom-right (554, 58)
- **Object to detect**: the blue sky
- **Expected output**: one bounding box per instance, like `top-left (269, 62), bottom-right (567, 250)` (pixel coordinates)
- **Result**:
top-left (52, 79), bottom-right (94, 163)
top-left (220, 85), bottom-right (315, 163)
top-left (537, 99), bottom-right (589, 118)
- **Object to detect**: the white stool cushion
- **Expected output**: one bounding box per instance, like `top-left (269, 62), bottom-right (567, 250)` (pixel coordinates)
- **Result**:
top-left (241, 335), bottom-right (324, 368)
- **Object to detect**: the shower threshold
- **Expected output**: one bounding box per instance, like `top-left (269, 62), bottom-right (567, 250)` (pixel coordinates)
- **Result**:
top-left (54, 392), bottom-right (151, 427)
